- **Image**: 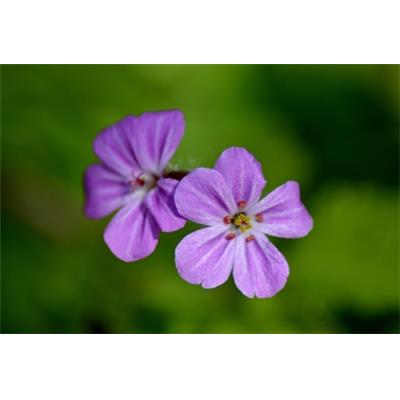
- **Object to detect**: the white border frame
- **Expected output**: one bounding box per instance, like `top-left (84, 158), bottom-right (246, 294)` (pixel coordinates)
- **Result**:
top-left (0, 335), bottom-right (399, 399)
top-left (1, 0), bottom-right (399, 63)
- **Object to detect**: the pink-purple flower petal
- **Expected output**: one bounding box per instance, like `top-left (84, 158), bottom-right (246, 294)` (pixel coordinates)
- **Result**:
top-left (175, 225), bottom-right (235, 289)
top-left (233, 234), bottom-right (289, 298)
top-left (84, 164), bottom-right (128, 219)
top-left (250, 181), bottom-right (313, 238)
top-left (103, 201), bottom-right (160, 262)
top-left (174, 168), bottom-right (237, 225)
top-left (145, 178), bottom-right (186, 233)
top-left (215, 147), bottom-right (266, 207)
top-left (132, 110), bottom-right (185, 175)
top-left (93, 115), bottom-right (141, 176)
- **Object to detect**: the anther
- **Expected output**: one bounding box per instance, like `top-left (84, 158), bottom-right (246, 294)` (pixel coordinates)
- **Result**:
top-left (136, 176), bottom-right (145, 186)
top-left (223, 215), bottom-right (232, 224)
top-left (246, 235), bottom-right (255, 242)
top-left (225, 232), bottom-right (236, 241)
top-left (237, 200), bottom-right (247, 209)
top-left (255, 213), bottom-right (264, 222)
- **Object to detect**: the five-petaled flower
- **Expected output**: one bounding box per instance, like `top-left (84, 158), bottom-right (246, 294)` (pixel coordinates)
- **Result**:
top-left (84, 110), bottom-right (186, 262)
top-left (174, 147), bottom-right (313, 298)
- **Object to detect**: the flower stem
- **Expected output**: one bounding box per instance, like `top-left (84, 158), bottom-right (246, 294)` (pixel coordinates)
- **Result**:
top-left (162, 170), bottom-right (190, 181)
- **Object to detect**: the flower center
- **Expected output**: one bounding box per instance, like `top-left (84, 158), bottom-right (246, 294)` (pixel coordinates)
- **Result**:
top-left (232, 212), bottom-right (252, 232)
top-left (128, 173), bottom-right (159, 193)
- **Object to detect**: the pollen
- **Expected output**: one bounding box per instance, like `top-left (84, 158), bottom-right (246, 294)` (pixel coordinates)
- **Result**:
top-left (225, 232), bottom-right (236, 240)
top-left (246, 234), bottom-right (255, 242)
top-left (232, 212), bottom-right (252, 233)
top-left (135, 176), bottom-right (145, 186)
top-left (255, 213), bottom-right (264, 222)
top-left (223, 215), bottom-right (232, 224)
top-left (237, 200), bottom-right (247, 209)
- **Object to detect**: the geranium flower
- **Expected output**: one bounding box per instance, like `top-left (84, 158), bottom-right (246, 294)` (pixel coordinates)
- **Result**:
top-left (174, 147), bottom-right (313, 298)
top-left (84, 110), bottom-right (186, 262)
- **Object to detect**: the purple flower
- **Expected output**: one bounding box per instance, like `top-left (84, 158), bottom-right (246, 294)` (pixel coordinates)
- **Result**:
top-left (174, 147), bottom-right (313, 298)
top-left (84, 110), bottom-right (186, 262)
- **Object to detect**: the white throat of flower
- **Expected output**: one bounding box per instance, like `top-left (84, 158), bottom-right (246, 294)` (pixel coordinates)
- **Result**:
top-left (223, 200), bottom-right (264, 243)
top-left (127, 172), bottom-right (159, 201)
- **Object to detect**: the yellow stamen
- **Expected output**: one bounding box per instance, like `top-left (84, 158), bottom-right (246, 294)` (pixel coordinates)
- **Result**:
top-left (232, 212), bottom-right (252, 232)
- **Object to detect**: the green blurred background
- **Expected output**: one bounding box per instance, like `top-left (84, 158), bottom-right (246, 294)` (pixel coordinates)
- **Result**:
top-left (1, 65), bottom-right (399, 333)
